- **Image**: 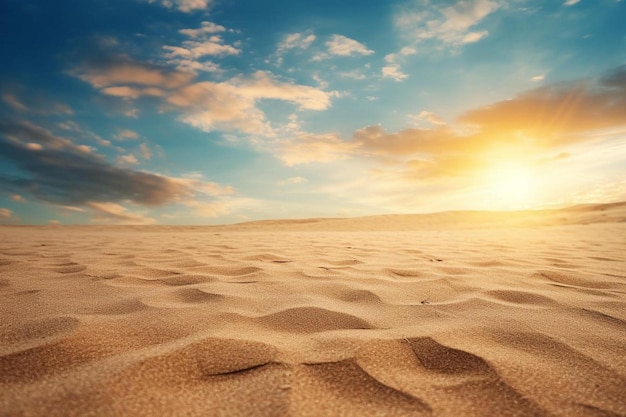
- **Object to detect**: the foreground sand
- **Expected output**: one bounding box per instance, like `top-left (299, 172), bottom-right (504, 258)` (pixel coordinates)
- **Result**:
top-left (1, 206), bottom-right (625, 416)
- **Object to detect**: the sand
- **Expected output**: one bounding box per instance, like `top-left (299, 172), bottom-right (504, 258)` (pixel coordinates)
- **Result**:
top-left (1, 203), bottom-right (625, 416)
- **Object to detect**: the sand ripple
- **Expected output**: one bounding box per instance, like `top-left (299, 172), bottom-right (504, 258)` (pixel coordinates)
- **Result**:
top-left (1, 220), bottom-right (625, 416)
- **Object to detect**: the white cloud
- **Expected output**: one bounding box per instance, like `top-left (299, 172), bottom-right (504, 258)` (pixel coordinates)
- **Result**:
top-left (382, 65), bottom-right (408, 82)
top-left (382, 48), bottom-right (416, 82)
top-left (462, 30), bottom-right (488, 43)
top-left (325, 34), bottom-right (374, 57)
top-left (164, 38), bottom-right (240, 59)
top-left (166, 71), bottom-right (332, 135)
top-left (395, 0), bottom-right (500, 48)
top-left (531, 73), bottom-right (545, 82)
top-left (179, 21), bottom-right (226, 38)
top-left (163, 23), bottom-right (239, 74)
top-left (149, 0), bottom-right (212, 13)
top-left (563, 0), bottom-right (580, 5)
top-left (277, 33), bottom-right (316, 55)
top-left (116, 154), bottom-right (139, 165)
top-left (410, 111), bottom-right (446, 126)
top-left (114, 129), bottom-right (139, 140)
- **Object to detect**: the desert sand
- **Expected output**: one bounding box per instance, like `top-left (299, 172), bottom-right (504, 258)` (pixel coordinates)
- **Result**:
top-left (1, 203), bottom-right (625, 416)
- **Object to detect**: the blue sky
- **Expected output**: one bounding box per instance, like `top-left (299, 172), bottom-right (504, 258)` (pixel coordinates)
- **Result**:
top-left (1, 0), bottom-right (625, 224)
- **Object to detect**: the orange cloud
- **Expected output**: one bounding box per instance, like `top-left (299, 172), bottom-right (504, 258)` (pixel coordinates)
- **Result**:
top-left (71, 57), bottom-right (193, 89)
top-left (278, 66), bottom-right (626, 182)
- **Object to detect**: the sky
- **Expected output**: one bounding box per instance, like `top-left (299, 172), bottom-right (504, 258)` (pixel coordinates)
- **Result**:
top-left (0, 0), bottom-right (625, 225)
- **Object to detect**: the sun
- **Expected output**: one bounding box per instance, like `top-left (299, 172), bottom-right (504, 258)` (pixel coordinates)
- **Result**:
top-left (484, 166), bottom-right (536, 210)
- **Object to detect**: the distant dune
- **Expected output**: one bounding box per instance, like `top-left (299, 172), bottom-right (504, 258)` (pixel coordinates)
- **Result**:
top-left (224, 201), bottom-right (626, 231)
top-left (1, 202), bottom-right (625, 416)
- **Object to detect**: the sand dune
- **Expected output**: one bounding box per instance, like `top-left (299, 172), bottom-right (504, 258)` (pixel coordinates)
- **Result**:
top-left (1, 203), bottom-right (625, 416)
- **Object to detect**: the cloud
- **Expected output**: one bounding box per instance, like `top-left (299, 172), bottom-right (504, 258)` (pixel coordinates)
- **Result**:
top-left (163, 38), bottom-right (240, 59)
top-left (460, 66), bottom-right (626, 136)
top-left (179, 21), bottom-right (226, 37)
top-left (315, 35), bottom-right (374, 60)
top-left (139, 143), bottom-right (152, 160)
top-left (114, 129), bottom-right (139, 140)
top-left (101, 86), bottom-right (166, 99)
top-left (2, 93), bottom-right (27, 111)
top-left (148, 0), bottom-right (212, 13)
top-left (0, 120), bottom-right (233, 212)
top-left (166, 71), bottom-right (332, 134)
top-left (278, 132), bottom-right (357, 166)
top-left (382, 48), bottom-right (416, 82)
top-left (163, 22), bottom-right (239, 74)
top-left (338, 69), bottom-right (368, 80)
top-left (87, 201), bottom-right (156, 225)
top-left (279, 176), bottom-right (308, 185)
top-left (0, 208), bottom-right (11, 219)
top-left (410, 111), bottom-right (446, 126)
top-left (275, 66), bottom-right (626, 182)
top-left (1, 91), bottom-right (73, 116)
top-left (382, 65), bottom-right (408, 81)
top-left (11, 194), bottom-right (24, 202)
top-left (277, 33), bottom-right (316, 55)
top-left (563, 0), bottom-right (580, 5)
top-left (71, 55), bottom-right (193, 89)
top-left (395, 0), bottom-right (499, 48)
top-left (116, 154), bottom-right (139, 165)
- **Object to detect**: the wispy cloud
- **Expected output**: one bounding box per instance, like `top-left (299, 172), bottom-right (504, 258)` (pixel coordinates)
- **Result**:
top-left (114, 129), bottom-right (139, 140)
top-left (395, 0), bottom-right (500, 49)
top-left (326, 34), bottom-right (374, 56)
top-left (87, 201), bottom-right (155, 225)
top-left (147, 0), bottom-right (212, 13)
top-left (410, 111), bottom-right (446, 126)
top-left (179, 21), bottom-right (226, 37)
top-left (563, 0), bottom-right (580, 6)
top-left (71, 55), bottom-right (193, 90)
top-left (381, 47), bottom-right (416, 81)
top-left (279, 176), bottom-right (308, 185)
top-left (313, 34), bottom-right (374, 61)
top-left (2, 93), bottom-right (27, 111)
top-left (276, 32), bottom-right (316, 55)
top-left (277, 132), bottom-right (357, 166)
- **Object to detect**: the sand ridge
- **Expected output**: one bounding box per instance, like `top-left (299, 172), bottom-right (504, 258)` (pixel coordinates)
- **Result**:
top-left (0, 206), bottom-right (625, 416)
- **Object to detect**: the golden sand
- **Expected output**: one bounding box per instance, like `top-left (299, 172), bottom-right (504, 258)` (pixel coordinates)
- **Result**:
top-left (1, 203), bottom-right (625, 416)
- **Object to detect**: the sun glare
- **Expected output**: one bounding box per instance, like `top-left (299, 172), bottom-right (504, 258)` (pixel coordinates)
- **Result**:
top-left (484, 166), bottom-right (536, 210)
